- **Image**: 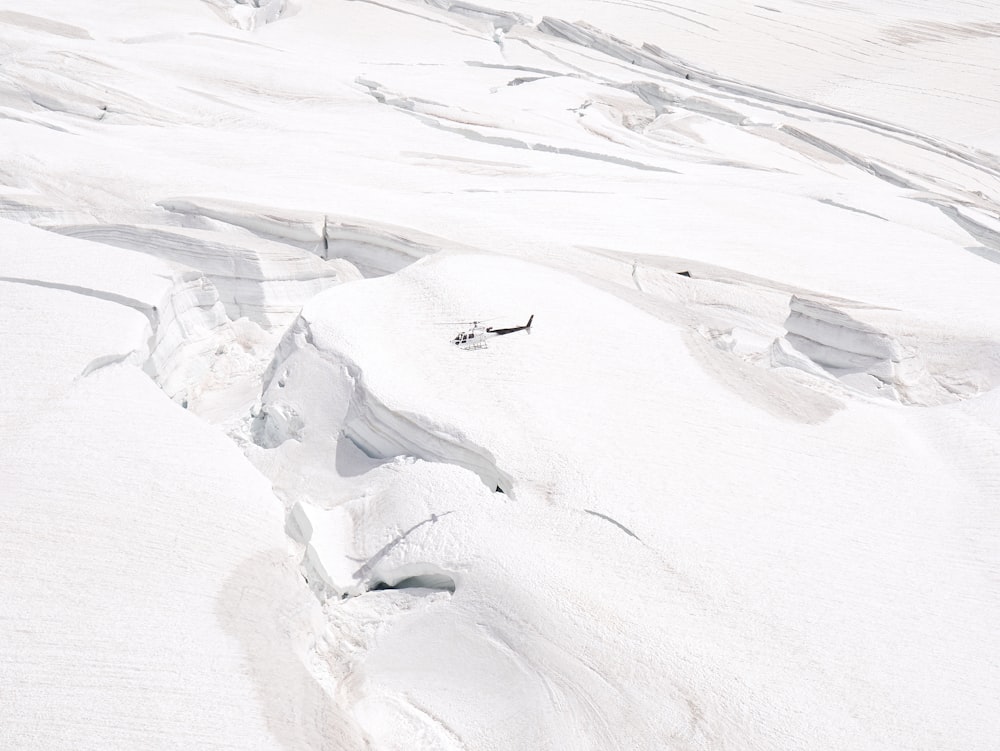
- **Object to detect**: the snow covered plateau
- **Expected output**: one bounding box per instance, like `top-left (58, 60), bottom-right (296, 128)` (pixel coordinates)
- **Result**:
top-left (2, 1), bottom-right (999, 749)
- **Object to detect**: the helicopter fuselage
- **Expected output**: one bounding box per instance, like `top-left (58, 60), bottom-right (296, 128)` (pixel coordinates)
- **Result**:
top-left (453, 315), bottom-right (533, 349)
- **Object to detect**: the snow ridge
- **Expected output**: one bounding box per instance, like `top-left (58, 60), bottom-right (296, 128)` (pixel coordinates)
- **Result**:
top-left (254, 314), bottom-right (514, 493)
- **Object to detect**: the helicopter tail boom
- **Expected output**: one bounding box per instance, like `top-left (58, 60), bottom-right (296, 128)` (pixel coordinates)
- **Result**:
top-left (487, 314), bottom-right (534, 337)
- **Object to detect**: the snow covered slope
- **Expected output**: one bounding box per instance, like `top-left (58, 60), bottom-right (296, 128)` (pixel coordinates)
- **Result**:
top-left (2, 1), bottom-right (999, 749)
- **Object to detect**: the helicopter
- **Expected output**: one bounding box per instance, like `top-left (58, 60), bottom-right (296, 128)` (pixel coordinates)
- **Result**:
top-left (452, 315), bottom-right (533, 350)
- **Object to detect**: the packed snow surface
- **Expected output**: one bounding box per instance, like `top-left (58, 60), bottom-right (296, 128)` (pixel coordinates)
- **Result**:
top-left (2, 1), bottom-right (999, 749)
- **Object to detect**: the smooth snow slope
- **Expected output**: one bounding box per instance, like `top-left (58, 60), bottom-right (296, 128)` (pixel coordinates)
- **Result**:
top-left (1, 1), bottom-right (999, 749)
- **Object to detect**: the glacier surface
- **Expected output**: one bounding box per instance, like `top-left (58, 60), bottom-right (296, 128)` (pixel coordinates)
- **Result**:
top-left (2, 1), bottom-right (999, 749)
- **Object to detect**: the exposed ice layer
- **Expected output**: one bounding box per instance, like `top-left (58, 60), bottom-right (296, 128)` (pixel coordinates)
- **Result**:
top-left (769, 335), bottom-right (835, 380)
top-left (55, 223), bottom-right (359, 329)
top-left (421, 0), bottom-right (530, 32)
top-left (142, 271), bottom-right (233, 400)
top-left (628, 81), bottom-right (747, 126)
top-left (254, 315), bottom-right (513, 493)
top-left (779, 295), bottom-right (911, 401)
top-left (158, 197), bottom-right (327, 249)
top-left (785, 296), bottom-right (902, 373)
top-left (777, 296), bottom-right (962, 403)
top-left (343, 384), bottom-right (512, 493)
top-left (202, 0), bottom-right (285, 31)
top-left (158, 197), bottom-right (450, 277)
top-left (323, 218), bottom-right (458, 277)
top-left (931, 203), bottom-right (1000, 258)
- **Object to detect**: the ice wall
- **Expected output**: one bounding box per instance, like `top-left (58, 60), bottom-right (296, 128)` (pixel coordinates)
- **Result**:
top-left (57, 224), bottom-right (358, 329)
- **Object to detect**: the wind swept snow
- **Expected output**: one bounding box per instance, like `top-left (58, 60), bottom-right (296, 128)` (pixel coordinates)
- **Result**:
top-left (2, 0), bottom-right (1000, 749)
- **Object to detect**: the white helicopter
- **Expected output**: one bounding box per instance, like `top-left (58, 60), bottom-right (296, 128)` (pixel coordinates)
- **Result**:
top-left (451, 315), bottom-right (533, 350)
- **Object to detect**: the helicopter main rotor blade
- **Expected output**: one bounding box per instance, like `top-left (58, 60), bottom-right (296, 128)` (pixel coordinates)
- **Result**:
top-left (433, 317), bottom-right (501, 326)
